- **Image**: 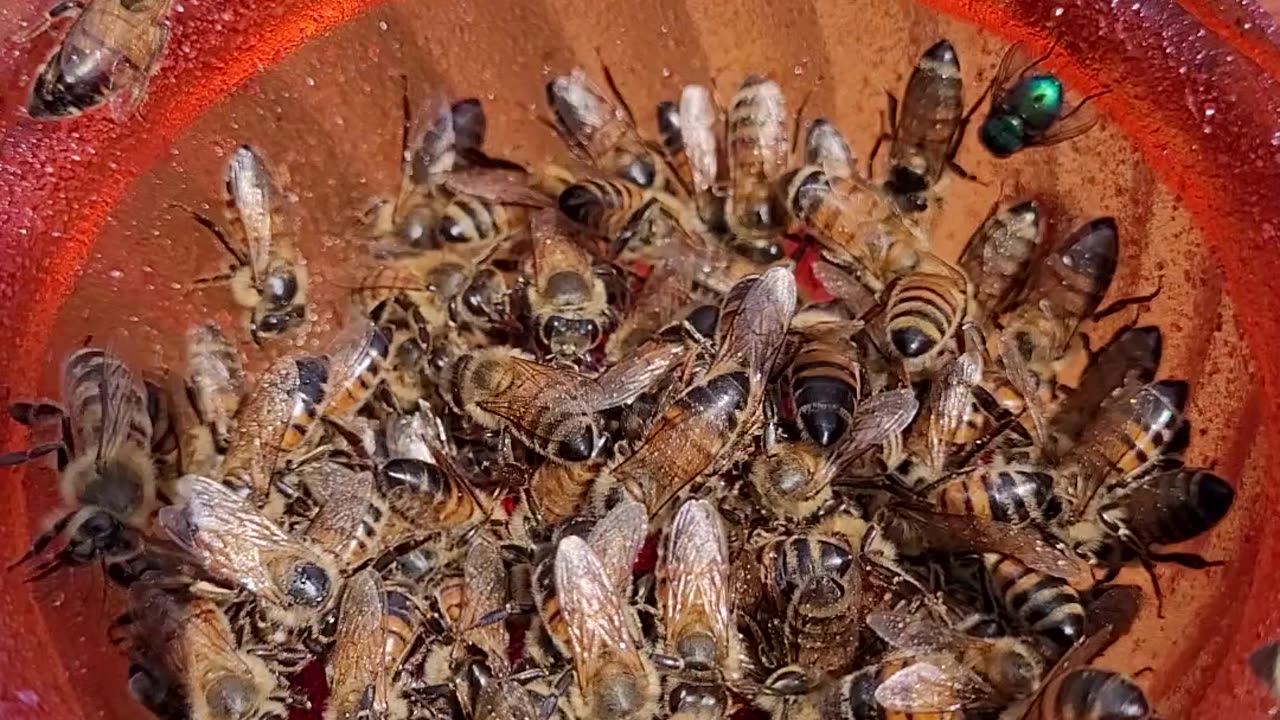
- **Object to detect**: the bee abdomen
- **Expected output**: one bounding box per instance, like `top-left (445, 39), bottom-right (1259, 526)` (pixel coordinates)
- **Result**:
top-left (984, 553), bottom-right (1084, 650)
top-left (792, 345), bottom-right (863, 447)
top-left (886, 273), bottom-right (965, 359)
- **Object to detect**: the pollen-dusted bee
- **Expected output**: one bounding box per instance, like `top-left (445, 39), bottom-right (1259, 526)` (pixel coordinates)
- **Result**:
top-left (656, 499), bottom-right (741, 717)
top-left (979, 43), bottom-right (1108, 158)
top-left (527, 209), bottom-right (615, 359)
top-left (602, 267), bottom-right (797, 517)
top-left (122, 584), bottom-right (289, 720)
top-left (868, 608), bottom-right (1044, 712)
top-left (556, 533), bottom-right (660, 720)
top-left (877, 40), bottom-right (969, 213)
top-left (725, 75), bottom-right (789, 263)
top-left (2, 348), bottom-right (157, 579)
top-left (452, 344), bottom-right (682, 464)
top-left (157, 474), bottom-right (341, 630)
top-left (187, 145), bottom-right (308, 343)
top-left (218, 353), bottom-right (329, 509)
top-left (750, 389), bottom-right (918, 523)
top-left (959, 200), bottom-right (1044, 320)
top-left (184, 323), bottom-right (246, 454)
top-left (547, 66), bottom-right (668, 189)
top-left (23, 0), bottom-right (174, 121)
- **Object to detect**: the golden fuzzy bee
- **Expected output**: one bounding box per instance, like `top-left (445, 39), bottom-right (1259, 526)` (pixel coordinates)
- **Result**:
top-left (601, 267), bottom-right (797, 517)
top-left (556, 533), bottom-right (660, 720)
top-left (883, 259), bottom-right (973, 374)
top-left (218, 353), bottom-right (329, 509)
top-left (725, 75), bottom-right (790, 263)
top-left (187, 145), bottom-right (309, 344)
top-left (451, 343), bottom-right (682, 464)
top-left (122, 584), bottom-right (290, 720)
top-left (2, 348), bottom-right (157, 579)
top-left (158, 474), bottom-right (341, 630)
top-left (527, 209), bottom-right (616, 359)
top-left (547, 67), bottom-right (667, 189)
top-left (23, 0), bottom-right (174, 120)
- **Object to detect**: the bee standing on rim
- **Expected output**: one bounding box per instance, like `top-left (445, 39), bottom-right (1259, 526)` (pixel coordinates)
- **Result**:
top-left (1, 348), bottom-right (158, 580)
top-left (22, 0), bottom-right (175, 120)
top-left (182, 145), bottom-right (309, 344)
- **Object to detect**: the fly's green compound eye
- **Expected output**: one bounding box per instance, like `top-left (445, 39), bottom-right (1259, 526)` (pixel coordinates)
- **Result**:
top-left (980, 114), bottom-right (1026, 158)
top-left (1015, 75), bottom-right (1065, 130)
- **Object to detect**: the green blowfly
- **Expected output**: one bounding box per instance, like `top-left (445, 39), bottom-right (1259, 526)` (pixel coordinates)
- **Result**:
top-left (979, 42), bottom-right (1110, 158)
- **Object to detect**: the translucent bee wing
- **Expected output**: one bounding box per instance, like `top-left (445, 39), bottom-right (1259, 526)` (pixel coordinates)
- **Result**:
top-left (874, 659), bottom-right (995, 712)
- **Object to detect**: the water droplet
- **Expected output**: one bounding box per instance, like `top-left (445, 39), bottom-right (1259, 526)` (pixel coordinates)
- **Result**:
top-left (170, 282), bottom-right (183, 290)
top-left (1269, 131), bottom-right (1280, 146)
top-left (793, 64), bottom-right (804, 75)
top-left (661, 67), bottom-right (672, 78)
top-left (1053, 6), bottom-right (1065, 16)
top-left (305, 76), bottom-right (316, 87)
top-left (378, 20), bottom-right (389, 31)
top-left (107, 269), bottom-right (124, 280)
top-left (15, 690), bottom-right (39, 707)
top-left (1202, 104), bottom-right (1216, 119)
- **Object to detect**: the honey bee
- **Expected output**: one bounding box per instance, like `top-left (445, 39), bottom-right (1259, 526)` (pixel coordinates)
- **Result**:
top-left (750, 389), bottom-right (918, 523)
top-left (558, 175), bottom-right (679, 240)
top-left (804, 119), bottom-right (858, 180)
top-left (656, 84), bottom-right (724, 230)
top-left (896, 349), bottom-right (982, 481)
top-left (725, 75), bottom-right (789, 262)
top-left (867, 609), bottom-right (1044, 712)
top-left (883, 260), bottom-right (972, 374)
top-left (325, 568), bottom-right (426, 720)
top-left (926, 457), bottom-right (1055, 525)
top-left (958, 200), bottom-right (1044, 320)
top-left (454, 535), bottom-right (514, 676)
top-left (123, 584), bottom-right (289, 720)
top-left (1063, 466), bottom-right (1232, 613)
top-left (526, 461), bottom-right (605, 529)
top-left (602, 267), bottom-right (797, 517)
top-left (157, 474), bottom-right (341, 629)
top-left (876, 40), bottom-right (969, 213)
top-left (605, 259), bottom-right (696, 362)
top-left (1055, 379), bottom-right (1190, 518)
top-left (758, 660), bottom-right (963, 720)
top-left (452, 344), bottom-right (682, 464)
top-left (656, 499), bottom-right (741, 699)
top-left (983, 553), bottom-right (1084, 655)
top-left (1249, 642), bottom-right (1280, 700)
top-left (187, 145), bottom-right (308, 343)
top-left (219, 353), bottom-right (329, 509)
top-left (319, 320), bottom-right (395, 424)
top-left (556, 533), bottom-right (660, 720)
top-left (184, 323), bottom-right (246, 453)
top-left (1050, 325), bottom-right (1162, 451)
top-left (23, 0), bottom-right (174, 120)
top-left (547, 67), bottom-right (666, 189)
top-left (527, 209), bottom-right (614, 359)
top-left (749, 532), bottom-right (865, 675)
top-left (788, 321), bottom-right (867, 447)
top-left (2, 348), bottom-right (156, 579)
top-left (1001, 217), bottom-right (1119, 369)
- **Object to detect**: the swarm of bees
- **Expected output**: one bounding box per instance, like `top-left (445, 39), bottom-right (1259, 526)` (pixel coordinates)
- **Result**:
top-left (6, 36), bottom-right (1240, 720)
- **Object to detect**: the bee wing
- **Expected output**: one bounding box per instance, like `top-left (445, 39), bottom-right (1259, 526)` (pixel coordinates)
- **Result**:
top-left (606, 260), bottom-right (695, 360)
top-left (329, 568), bottom-right (390, 714)
top-left (894, 507), bottom-right (1088, 582)
top-left (594, 340), bottom-right (689, 408)
top-left (547, 68), bottom-right (622, 159)
top-left (587, 498), bottom-right (648, 594)
top-left (158, 475), bottom-right (305, 604)
top-left (927, 350), bottom-right (983, 471)
top-left (94, 351), bottom-right (150, 464)
top-left (811, 261), bottom-right (878, 318)
top-left (555, 536), bottom-right (646, 685)
top-left (302, 470), bottom-right (374, 555)
top-left (730, 77), bottom-right (789, 181)
top-left (531, 208), bottom-right (594, 290)
top-left (998, 330), bottom-right (1048, 447)
top-left (714, 267), bottom-right (798, 384)
top-left (130, 587), bottom-right (239, 680)
top-left (472, 355), bottom-right (601, 434)
top-left (804, 119), bottom-right (857, 181)
top-left (462, 536), bottom-right (512, 675)
top-left (866, 609), bottom-right (983, 656)
top-left (679, 84), bottom-right (719, 194)
top-left (443, 168), bottom-right (552, 207)
top-left (873, 659), bottom-right (997, 712)
top-left (661, 499), bottom-right (732, 659)
top-left (477, 677), bottom-right (541, 720)
top-left (226, 146), bottom-right (278, 279)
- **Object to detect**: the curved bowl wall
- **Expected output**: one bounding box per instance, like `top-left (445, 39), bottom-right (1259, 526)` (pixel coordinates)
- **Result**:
top-left (0, 1), bottom-right (1278, 718)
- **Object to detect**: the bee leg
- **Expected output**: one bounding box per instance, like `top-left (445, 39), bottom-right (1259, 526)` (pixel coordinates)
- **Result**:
top-left (1091, 281), bottom-right (1162, 322)
top-left (537, 670), bottom-right (574, 720)
top-left (1147, 550), bottom-right (1225, 569)
top-left (867, 92), bottom-right (898, 178)
top-left (16, 0), bottom-right (83, 42)
top-left (0, 441), bottom-right (67, 468)
top-left (110, 21), bottom-right (169, 121)
top-left (168, 202), bottom-right (248, 265)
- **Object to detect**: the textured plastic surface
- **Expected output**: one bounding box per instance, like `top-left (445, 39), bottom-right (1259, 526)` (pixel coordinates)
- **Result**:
top-left (0, 1), bottom-right (1278, 718)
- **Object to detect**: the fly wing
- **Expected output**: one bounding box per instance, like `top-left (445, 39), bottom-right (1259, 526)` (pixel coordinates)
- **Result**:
top-left (587, 498), bottom-right (648, 595)
top-left (226, 146), bottom-right (277, 279)
top-left (660, 499), bottom-right (733, 662)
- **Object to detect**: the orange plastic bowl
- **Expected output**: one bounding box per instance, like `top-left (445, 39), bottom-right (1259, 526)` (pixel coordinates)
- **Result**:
top-left (2, 1), bottom-right (1280, 718)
